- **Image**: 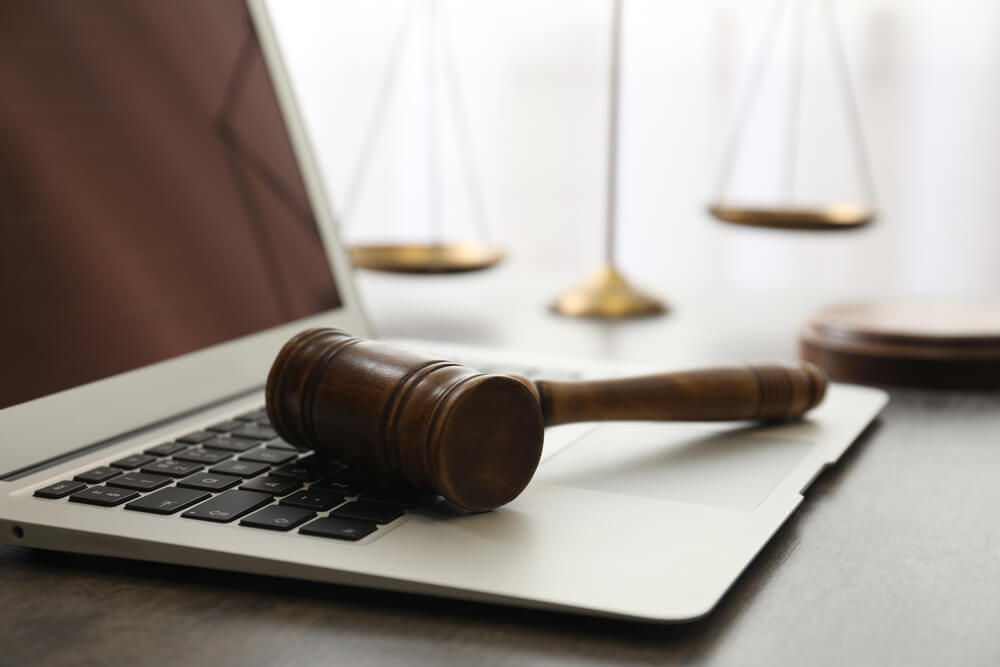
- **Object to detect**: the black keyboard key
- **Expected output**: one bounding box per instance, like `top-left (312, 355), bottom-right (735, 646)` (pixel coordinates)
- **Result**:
top-left (34, 480), bottom-right (87, 499)
top-left (209, 460), bottom-right (270, 478)
top-left (125, 487), bottom-right (211, 515)
top-left (107, 472), bottom-right (172, 492)
top-left (240, 505), bottom-right (315, 531)
top-left (235, 408), bottom-right (269, 422)
top-left (75, 466), bottom-right (122, 484)
top-left (270, 457), bottom-right (327, 482)
top-left (264, 438), bottom-right (298, 452)
top-left (300, 517), bottom-right (377, 541)
top-left (362, 485), bottom-right (427, 507)
top-left (177, 472), bottom-right (241, 492)
top-left (239, 448), bottom-right (296, 466)
top-left (141, 460), bottom-right (203, 478)
top-left (312, 472), bottom-right (369, 497)
top-left (240, 476), bottom-right (301, 496)
top-left (201, 435), bottom-right (258, 453)
top-left (110, 454), bottom-right (157, 470)
top-left (280, 489), bottom-right (345, 511)
top-left (294, 455), bottom-right (346, 475)
top-left (232, 425), bottom-right (278, 441)
top-left (69, 486), bottom-right (139, 507)
top-left (207, 419), bottom-right (244, 433)
top-left (145, 442), bottom-right (187, 457)
top-left (173, 447), bottom-right (232, 464)
top-left (299, 454), bottom-right (341, 470)
top-left (176, 430), bottom-right (215, 444)
top-left (331, 500), bottom-right (405, 524)
top-left (181, 490), bottom-right (272, 523)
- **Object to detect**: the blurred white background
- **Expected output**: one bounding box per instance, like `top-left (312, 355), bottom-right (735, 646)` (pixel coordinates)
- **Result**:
top-left (267, 0), bottom-right (1000, 298)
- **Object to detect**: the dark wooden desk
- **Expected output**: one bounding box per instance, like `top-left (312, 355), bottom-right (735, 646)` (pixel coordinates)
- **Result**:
top-left (4, 270), bottom-right (998, 665)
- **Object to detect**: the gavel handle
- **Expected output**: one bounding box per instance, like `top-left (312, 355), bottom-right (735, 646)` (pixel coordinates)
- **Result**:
top-left (534, 363), bottom-right (828, 427)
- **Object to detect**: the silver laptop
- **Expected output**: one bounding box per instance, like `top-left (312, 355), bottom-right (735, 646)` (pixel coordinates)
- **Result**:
top-left (0, 0), bottom-right (887, 622)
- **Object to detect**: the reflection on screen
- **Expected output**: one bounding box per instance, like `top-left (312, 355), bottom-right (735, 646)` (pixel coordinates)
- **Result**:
top-left (0, 0), bottom-right (341, 410)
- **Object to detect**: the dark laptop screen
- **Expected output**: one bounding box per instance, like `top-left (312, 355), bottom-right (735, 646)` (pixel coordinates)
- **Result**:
top-left (0, 0), bottom-right (342, 410)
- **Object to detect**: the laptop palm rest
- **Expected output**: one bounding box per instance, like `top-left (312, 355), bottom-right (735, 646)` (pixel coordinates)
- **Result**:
top-left (535, 422), bottom-right (814, 510)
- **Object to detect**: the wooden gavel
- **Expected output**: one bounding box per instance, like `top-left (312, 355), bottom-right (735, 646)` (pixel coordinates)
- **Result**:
top-left (266, 328), bottom-right (827, 512)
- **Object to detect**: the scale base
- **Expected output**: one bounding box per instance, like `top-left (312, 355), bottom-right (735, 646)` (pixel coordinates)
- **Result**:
top-left (349, 241), bottom-right (504, 274)
top-left (551, 265), bottom-right (667, 319)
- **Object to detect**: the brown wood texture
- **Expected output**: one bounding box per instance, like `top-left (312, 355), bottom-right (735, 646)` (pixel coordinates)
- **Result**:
top-left (266, 328), bottom-right (546, 512)
top-left (800, 301), bottom-right (1000, 389)
top-left (4, 389), bottom-right (999, 667)
top-left (537, 363), bottom-right (826, 426)
top-left (266, 329), bottom-right (826, 510)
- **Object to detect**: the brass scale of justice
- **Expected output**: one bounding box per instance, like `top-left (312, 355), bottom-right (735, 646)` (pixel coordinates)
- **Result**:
top-left (343, 0), bottom-right (877, 319)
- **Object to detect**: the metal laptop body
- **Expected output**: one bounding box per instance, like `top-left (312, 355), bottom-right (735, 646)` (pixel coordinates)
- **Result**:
top-left (0, 0), bottom-right (887, 622)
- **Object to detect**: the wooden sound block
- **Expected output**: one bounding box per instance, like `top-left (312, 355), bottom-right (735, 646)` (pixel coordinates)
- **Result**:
top-left (800, 301), bottom-right (1000, 389)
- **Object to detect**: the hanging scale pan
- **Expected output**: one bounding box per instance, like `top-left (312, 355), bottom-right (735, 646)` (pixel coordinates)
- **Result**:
top-left (707, 203), bottom-right (874, 231)
top-left (342, 2), bottom-right (503, 274)
top-left (348, 241), bottom-right (505, 274)
top-left (709, 0), bottom-right (877, 232)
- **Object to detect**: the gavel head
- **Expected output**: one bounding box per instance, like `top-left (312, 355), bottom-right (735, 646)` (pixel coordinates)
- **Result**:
top-left (266, 328), bottom-right (544, 512)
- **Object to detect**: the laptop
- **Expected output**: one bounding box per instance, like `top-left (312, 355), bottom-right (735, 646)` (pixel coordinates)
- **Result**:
top-left (0, 0), bottom-right (887, 622)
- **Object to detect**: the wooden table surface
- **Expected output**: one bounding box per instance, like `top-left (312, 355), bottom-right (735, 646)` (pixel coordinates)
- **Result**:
top-left (4, 268), bottom-right (998, 666)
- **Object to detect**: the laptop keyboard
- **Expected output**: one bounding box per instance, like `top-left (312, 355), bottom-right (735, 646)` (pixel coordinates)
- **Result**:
top-left (28, 360), bottom-right (580, 542)
top-left (31, 406), bottom-right (421, 541)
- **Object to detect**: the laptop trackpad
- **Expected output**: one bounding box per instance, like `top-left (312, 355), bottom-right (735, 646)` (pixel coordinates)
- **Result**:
top-left (535, 423), bottom-right (814, 510)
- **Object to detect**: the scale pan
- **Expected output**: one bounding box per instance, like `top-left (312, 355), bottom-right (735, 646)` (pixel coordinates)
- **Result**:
top-left (708, 203), bottom-right (874, 231)
top-left (348, 241), bottom-right (505, 274)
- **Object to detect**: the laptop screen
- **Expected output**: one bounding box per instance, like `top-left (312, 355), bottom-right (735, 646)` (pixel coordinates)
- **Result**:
top-left (0, 1), bottom-right (341, 410)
